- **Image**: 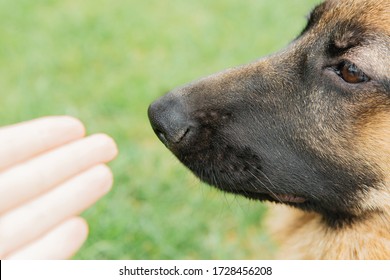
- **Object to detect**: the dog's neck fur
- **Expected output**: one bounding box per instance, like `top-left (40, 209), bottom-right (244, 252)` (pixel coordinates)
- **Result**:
top-left (267, 203), bottom-right (390, 259)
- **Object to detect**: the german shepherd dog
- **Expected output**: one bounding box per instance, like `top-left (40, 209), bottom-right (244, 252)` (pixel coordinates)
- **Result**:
top-left (148, 0), bottom-right (390, 259)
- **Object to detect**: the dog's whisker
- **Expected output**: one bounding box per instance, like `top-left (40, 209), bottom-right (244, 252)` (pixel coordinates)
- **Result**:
top-left (246, 169), bottom-right (284, 204)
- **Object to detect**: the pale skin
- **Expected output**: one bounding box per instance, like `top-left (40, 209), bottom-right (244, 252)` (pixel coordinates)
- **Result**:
top-left (0, 116), bottom-right (118, 259)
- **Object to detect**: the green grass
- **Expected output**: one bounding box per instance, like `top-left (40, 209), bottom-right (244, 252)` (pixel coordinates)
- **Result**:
top-left (0, 0), bottom-right (319, 259)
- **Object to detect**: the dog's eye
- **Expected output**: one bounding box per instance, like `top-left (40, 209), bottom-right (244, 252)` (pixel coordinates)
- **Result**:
top-left (335, 61), bottom-right (369, 84)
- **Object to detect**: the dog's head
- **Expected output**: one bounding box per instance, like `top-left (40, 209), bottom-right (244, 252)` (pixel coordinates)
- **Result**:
top-left (148, 0), bottom-right (390, 225)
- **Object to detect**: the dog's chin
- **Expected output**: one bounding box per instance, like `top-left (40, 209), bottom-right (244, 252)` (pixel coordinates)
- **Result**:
top-left (213, 180), bottom-right (366, 226)
top-left (174, 143), bottom-right (364, 222)
top-left (190, 167), bottom-right (309, 206)
top-left (179, 151), bottom-right (365, 225)
top-left (175, 147), bottom-right (309, 206)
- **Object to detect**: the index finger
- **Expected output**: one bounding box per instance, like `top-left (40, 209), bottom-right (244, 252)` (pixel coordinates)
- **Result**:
top-left (0, 116), bottom-right (85, 171)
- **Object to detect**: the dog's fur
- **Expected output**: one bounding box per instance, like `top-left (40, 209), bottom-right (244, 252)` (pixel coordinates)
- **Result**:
top-left (148, 0), bottom-right (390, 259)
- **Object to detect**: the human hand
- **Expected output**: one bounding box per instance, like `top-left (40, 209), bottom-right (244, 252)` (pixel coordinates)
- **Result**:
top-left (0, 116), bottom-right (118, 259)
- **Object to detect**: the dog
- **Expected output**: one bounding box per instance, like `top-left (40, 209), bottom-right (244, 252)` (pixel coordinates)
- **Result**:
top-left (148, 0), bottom-right (390, 259)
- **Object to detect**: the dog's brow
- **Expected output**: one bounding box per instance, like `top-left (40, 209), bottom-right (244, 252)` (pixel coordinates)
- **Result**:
top-left (326, 22), bottom-right (375, 58)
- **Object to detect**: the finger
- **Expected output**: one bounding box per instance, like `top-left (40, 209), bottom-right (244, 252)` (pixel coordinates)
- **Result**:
top-left (0, 164), bottom-right (112, 258)
top-left (0, 133), bottom-right (118, 213)
top-left (0, 116), bottom-right (85, 171)
top-left (5, 217), bottom-right (88, 260)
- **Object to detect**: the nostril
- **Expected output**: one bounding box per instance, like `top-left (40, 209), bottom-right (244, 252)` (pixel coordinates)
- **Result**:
top-left (148, 96), bottom-right (195, 147)
top-left (154, 128), bottom-right (168, 145)
top-left (154, 126), bottom-right (192, 147)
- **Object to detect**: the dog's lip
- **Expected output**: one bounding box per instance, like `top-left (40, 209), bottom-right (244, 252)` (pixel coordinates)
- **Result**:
top-left (270, 193), bottom-right (307, 203)
top-left (234, 189), bottom-right (307, 204)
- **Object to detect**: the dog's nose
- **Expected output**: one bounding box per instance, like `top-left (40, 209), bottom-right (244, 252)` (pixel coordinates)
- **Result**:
top-left (148, 95), bottom-right (192, 147)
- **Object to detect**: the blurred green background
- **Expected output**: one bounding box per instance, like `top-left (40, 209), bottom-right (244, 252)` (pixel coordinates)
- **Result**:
top-left (0, 0), bottom-right (318, 259)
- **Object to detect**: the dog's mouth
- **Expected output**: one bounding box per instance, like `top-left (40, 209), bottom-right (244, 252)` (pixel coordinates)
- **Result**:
top-left (270, 193), bottom-right (307, 203)
top-left (233, 189), bottom-right (307, 204)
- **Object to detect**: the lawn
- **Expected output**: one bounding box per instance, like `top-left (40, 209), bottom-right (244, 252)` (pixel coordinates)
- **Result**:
top-left (0, 0), bottom-right (319, 259)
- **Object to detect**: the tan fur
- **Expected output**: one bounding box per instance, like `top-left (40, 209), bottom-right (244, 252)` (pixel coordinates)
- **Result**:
top-left (267, 204), bottom-right (390, 259)
top-left (359, 112), bottom-right (390, 172)
top-left (358, 112), bottom-right (390, 211)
